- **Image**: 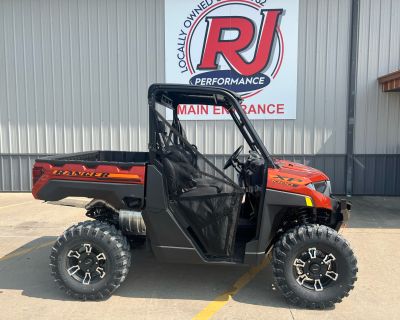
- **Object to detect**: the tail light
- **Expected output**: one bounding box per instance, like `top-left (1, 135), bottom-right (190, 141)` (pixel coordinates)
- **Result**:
top-left (32, 167), bottom-right (44, 185)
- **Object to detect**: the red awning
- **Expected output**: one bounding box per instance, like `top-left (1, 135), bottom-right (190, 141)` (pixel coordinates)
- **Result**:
top-left (378, 70), bottom-right (400, 92)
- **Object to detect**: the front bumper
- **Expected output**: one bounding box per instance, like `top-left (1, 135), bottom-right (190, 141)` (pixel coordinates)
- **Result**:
top-left (331, 197), bottom-right (352, 230)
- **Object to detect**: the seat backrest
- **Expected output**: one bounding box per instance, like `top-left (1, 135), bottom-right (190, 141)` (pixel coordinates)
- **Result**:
top-left (162, 146), bottom-right (197, 195)
top-left (162, 157), bottom-right (179, 195)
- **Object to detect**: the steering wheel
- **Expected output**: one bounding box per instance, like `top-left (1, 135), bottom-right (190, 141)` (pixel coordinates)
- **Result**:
top-left (223, 145), bottom-right (244, 170)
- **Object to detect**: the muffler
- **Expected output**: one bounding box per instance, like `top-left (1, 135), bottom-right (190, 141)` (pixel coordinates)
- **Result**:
top-left (119, 210), bottom-right (146, 236)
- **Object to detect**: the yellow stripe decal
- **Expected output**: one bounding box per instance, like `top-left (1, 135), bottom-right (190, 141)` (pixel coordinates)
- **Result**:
top-left (305, 197), bottom-right (313, 207)
top-left (192, 256), bottom-right (269, 320)
top-left (107, 173), bottom-right (140, 180)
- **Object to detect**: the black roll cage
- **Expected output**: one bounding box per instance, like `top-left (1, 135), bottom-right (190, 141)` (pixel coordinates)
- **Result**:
top-left (148, 84), bottom-right (277, 241)
top-left (148, 83), bottom-right (277, 169)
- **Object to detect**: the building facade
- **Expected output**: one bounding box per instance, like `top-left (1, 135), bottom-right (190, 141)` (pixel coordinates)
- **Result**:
top-left (0, 0), bottom-right (399, 194)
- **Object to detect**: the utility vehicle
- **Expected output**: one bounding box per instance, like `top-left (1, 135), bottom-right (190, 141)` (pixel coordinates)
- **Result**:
top-left (32, 84), bottom-right (357, 308)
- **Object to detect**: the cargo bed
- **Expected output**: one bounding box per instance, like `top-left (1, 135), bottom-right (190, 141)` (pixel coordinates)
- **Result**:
top-left (38, 151), bottom-right (149, 168)
top-left (32, 151), bottom-right (148, 209)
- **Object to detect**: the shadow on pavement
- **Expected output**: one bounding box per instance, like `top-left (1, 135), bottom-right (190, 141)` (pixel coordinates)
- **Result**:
top-left (116, 248), bottom-right (290, 309)
top-left (0, 237), bottom-right (289, 309)
top-left (0, 236), bottom-right (69, 301)
top-left (1, 196), bottom-right (397, 306)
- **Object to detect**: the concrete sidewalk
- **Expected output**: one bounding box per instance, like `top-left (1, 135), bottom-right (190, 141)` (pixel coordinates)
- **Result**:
top-left (0, 193), bottom-right (399, 320)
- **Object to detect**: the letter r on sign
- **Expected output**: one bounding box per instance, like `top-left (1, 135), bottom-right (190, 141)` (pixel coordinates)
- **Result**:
top-left (197, 9), bottom-right (283, 76)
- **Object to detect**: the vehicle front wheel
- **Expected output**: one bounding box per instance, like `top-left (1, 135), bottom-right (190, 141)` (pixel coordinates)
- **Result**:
top-left (272, 224), bottom-right (357, 309)
top-left (50, 220), bottom-right (131, 300)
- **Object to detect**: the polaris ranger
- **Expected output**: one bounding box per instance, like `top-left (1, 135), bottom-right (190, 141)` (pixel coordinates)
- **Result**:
top-left (32, 84), bottom-right (357, 308)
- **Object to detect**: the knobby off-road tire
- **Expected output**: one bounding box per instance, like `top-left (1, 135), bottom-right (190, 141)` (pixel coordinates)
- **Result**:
top-left (50, 220), bottom-right (131, 300)
top-left (272, 224), bottom-right (357, 309)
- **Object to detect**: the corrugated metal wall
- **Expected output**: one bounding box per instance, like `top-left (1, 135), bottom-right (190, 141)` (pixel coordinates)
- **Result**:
top-left (0, 154), bottom-right (42, 191)
top-left (0, 0), bottom-right (398, 194)
top-left (0, 0), bottom-right (351, 155)
top-left (352, 0), bottom-right (400, 194)
top-left (354, 0), bottom-right (400, 155)
top-left (0, 0), bottom-right (164, 154)
top-left (0, 0), bottom-right (352, 192)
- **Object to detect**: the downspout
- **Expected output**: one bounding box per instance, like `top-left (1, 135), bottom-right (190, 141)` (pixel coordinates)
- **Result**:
top-left (345, 0), bottom-right (360, 196)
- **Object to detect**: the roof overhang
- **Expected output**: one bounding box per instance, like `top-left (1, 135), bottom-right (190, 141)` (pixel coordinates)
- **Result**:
top-left (378, 70), bottom-right (400, 92)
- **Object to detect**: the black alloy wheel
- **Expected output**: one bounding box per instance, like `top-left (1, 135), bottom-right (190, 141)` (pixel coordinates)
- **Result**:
top-left (292, 247), bottom-right (339, 292)
top-left (272, 224), bottom-right (357, 309)
top-left (50, 220), bottom-right (131, 300)
top-left (65, 242), bottom-right (108, 286)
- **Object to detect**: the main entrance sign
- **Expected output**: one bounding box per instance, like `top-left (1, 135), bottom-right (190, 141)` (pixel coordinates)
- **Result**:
top-left (165, 0), bottom-right (299, 120)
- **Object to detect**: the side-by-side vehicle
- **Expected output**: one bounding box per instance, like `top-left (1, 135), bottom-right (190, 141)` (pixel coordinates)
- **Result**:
top-left (32, 84), bottom-right (357, 308)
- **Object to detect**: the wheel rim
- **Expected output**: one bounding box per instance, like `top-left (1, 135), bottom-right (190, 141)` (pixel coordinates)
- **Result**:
top-left (293, 247), bottom-right (339, 292)
top-left (65, 243), bottom-right (107, 285)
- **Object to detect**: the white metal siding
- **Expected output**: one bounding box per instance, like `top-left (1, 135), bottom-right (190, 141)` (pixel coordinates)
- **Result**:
top-left (354, 0), bottom-right (400, 154)
top-left (0, 0), bottom-right (351, 157)
top-left (0, 0), bottom-right (165, 154)
top-left (3, 0), bottom-right (398, 194)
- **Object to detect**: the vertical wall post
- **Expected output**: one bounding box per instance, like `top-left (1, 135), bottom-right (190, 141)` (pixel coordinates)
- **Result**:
top-left (345, 0), bottom-right (360, 196)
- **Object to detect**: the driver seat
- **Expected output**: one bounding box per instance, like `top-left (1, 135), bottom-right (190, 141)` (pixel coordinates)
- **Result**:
top-left (162, 146), bottom-right (223, 197)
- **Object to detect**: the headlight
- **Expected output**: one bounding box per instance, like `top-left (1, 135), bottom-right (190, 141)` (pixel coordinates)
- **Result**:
top-left (306, 183), bottom-right (316, 190)
top-left (306, 181), bottom-right (331, 195)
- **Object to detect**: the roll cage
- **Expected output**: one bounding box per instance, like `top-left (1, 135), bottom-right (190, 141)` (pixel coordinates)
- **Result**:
top-left (146, 84), bottom-right (277, 259)
top-left (147, 84), bottom-right (276, 168)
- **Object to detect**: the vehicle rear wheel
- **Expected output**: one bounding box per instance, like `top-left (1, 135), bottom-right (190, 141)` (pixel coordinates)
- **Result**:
top-left (272, 224), bottom-right (357, 309)
top-left (50, 220), bottom-right (131, 300)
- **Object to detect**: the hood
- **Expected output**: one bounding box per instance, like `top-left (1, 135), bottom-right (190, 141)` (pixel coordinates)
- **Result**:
top-left (267, 159), bottom-right (330, 191)
top-left (266, 159), bottom-right (333, 210)
top-left (273, 159), bottom-right (329, 183)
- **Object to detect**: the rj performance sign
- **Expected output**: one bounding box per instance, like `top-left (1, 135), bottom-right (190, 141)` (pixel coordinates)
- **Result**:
top-left (165, 0), bottom-right (299, 120)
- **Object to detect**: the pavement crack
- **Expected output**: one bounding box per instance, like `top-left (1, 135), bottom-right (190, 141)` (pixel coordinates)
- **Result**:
top-left (289, 307), bottom-right (295, 320)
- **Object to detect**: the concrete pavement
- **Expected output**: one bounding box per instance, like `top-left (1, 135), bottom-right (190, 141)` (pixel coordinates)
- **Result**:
top-left (0, 193), bottom-right (399, 320)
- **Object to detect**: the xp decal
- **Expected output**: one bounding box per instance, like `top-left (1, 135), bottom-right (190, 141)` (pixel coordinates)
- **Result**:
top-left (271, 175), bottom-right (304, 188)
top-left (165, 0), bottom-right (299, 120)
